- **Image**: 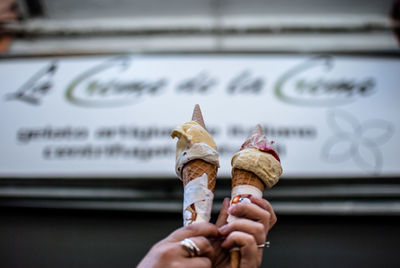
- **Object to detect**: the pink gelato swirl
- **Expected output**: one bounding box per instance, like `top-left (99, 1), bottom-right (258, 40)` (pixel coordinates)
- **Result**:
top-left (240, 133), bottom-right (280, 163)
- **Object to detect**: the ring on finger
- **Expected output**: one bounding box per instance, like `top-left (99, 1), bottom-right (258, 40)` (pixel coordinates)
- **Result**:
top-left (230, 241), bottom-right (270, 252)
top-left (180, 238), bottom-right (200, 257)
top-left (257, 241), bottom-right (270, 248)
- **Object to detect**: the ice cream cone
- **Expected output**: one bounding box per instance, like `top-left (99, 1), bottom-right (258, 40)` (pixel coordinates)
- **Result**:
top-left (182, 104), bottom-right (218, 192)
top-left (181, 104), bottom-right (217, 192)
top-left (171, 104), bottom-right (219, 226)
top-left (229, 124), bottom-right (282, 268)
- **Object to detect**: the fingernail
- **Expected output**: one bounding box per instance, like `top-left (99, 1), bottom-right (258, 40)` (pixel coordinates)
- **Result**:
top-left (223, 197), bottom-right (230, 207)
top-left (228, 204), bottom-right (236, 214)
top-left (218, 225), bottom-right (227, 234)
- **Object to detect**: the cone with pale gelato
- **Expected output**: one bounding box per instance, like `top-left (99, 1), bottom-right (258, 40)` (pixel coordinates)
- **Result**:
top-left (171, 104), bottom-right (219, 226)
top-left (229, 124), bottom-right (282, 268)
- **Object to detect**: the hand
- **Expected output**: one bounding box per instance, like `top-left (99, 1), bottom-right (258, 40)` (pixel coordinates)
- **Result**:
top-left (138, 222), bottom-right (219, 268)
top-left (0, 0), bottom-right (17, 23)
top-left (212, 196), bottom-right (277, 268)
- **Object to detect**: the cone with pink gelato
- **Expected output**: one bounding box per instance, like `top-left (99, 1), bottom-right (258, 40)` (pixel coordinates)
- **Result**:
top-left (229, 124), bottom-right (282, 268)
top-left (171, 104), bottom-right (219, 226)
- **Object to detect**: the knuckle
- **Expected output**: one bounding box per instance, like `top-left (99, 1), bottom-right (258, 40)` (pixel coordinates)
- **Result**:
top-left (262, 211), bottom-right (271, 223)
top-left (169, 260), bottom-right (183, 268)
top-left (185, 223), bottom-right (196, 233)
top-left (159, 246), bottom-right (174, 260)
top-left (255, 222), bottom-right (265, 235)
top-left (264, 210), bottom-right (271, 220)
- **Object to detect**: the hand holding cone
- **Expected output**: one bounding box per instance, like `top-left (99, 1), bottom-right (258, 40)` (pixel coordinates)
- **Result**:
top-left (171, 108), bottom-right (282, 266)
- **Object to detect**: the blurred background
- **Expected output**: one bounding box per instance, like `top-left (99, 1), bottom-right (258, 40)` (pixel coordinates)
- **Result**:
top-left (1, 0), bottom-right (400, 267)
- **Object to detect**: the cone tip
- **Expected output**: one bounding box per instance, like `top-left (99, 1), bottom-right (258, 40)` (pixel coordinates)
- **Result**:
top-left (191, 104), bottom-right (206, 129)
top-left (255, 124), bottom-right (263, 135)
top-left (248, 124), bottom-right (262, 138)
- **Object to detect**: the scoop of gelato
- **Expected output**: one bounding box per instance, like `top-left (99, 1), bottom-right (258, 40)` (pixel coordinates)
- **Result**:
top-left (171, 121), bottom-right (219, 179)
top-left (231, 148), bottom-right (282, 189)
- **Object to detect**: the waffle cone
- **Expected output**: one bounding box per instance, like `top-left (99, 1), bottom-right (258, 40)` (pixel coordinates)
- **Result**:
top-left (231, 251), bottom-right (240, 268)
top-left (182, 159), bottom-right (217, 192)
top-left (232, 168), bottom-right (265, 193)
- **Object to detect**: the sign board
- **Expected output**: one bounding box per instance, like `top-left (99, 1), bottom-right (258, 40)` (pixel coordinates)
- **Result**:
top-left (0, 55), bottom-right (399, 178)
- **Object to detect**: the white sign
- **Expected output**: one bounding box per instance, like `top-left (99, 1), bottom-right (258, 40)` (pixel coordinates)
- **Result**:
top-left (0, 55), bottom-right (399, 178)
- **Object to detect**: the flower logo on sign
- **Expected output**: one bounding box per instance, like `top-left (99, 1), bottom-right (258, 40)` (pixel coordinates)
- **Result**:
top-left (321, 110), bottom-right (394, 174)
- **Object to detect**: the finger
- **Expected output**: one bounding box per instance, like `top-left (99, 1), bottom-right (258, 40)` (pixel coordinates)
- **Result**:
top-left (215, 197), bottom-right (230, 228)
top-left (239, 237), bottom-right (261, 268)
top-left (250, 196), bottom-right (277, 229)
top-left (186, 236), bottom-right (215, 260)
top-left (0, 0), bottom-right (15, 12)
top-left (220, 231), bottom-right (257, 251)
top-left (181, 257), bottom-right (212, 268)
top-left (0, 11), bottom-right (17, 21)
top-left (221, 231), bottom-right (259, 268)
top-left (229, 202), bottom-right (271, 232)
top-left (169, 222), bottom-right (219, 241)
top-left (218, 219), bottom-right (266, 244)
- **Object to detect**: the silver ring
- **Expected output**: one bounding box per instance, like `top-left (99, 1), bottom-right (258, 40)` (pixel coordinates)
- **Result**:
top-left (180, 238), bottom-right (200, 257)
top-left (230, 241), bottom-right (270, 252)
top-left (257, 241), bottom-right (270, 248)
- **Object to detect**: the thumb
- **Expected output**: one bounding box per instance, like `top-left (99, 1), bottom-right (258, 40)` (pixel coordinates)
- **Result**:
top-left (215, 198), bottom-right (230, 228)
top-left (169, 222), bottom-right (218, 241)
